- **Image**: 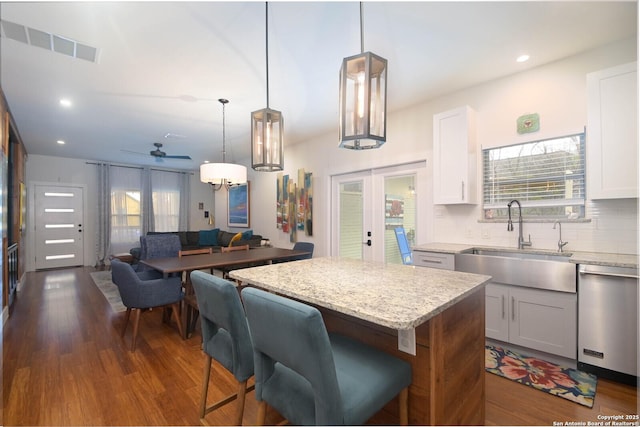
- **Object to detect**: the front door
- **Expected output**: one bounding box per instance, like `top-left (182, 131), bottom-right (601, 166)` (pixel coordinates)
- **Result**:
top-left (34, 184), bottom-right (85, 269)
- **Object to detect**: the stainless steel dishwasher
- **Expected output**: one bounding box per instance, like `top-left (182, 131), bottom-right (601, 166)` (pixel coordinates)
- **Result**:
top-left (578, 264), bottom-right (638, 385)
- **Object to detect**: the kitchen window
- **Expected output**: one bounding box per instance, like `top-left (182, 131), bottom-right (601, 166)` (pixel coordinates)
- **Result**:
top-left (482, 132), bottom-right (585, 220)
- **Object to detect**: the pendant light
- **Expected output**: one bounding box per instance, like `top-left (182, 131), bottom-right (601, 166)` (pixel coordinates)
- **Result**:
top-left (200, 98), bottom-right (247, 190)
top-left (339, 2), bottom-right (387, 150)
top-left (251, 1), bottom-right (284, 171)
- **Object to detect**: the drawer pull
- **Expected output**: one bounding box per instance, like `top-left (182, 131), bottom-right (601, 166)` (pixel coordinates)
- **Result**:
top-left (420, 258), bottom-right (443, 264)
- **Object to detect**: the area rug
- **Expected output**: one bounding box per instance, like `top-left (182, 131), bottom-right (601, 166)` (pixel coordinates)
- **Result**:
top-left (89, 271), bottom-right (127, 313)
top-left (485, 345), bottom-right (597, 408)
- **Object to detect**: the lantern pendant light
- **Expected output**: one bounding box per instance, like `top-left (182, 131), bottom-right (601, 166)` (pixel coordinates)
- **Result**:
top-left (200, 98), bottom-right (247, 190)
top-left (339, 2), bottom-right (387, 150)
top-left (251, 2), bottom-right (284, 172)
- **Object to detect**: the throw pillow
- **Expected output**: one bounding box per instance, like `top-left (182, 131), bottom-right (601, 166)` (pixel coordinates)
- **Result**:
top-left (229, 232), bottom-right (243, 246)
top-left (198, 228), bottom-right (219, 246)
top-left (241, 229), bottom-right (253, 240)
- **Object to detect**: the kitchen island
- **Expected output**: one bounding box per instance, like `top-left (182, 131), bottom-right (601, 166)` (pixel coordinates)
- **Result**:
top-left (230, 256), bottom-right (491, 425)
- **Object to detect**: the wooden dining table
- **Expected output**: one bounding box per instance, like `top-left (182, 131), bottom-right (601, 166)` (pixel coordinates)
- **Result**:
top-left (139, 247), bottom-right (311, 337)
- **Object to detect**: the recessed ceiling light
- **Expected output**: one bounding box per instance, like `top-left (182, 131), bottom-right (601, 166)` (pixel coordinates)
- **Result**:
top-left (59, 98), bottom-right (72, 107)
top-left (57, 140), bottom-right (65, 145)
top-left (516, 54), bottom-right (530, 63)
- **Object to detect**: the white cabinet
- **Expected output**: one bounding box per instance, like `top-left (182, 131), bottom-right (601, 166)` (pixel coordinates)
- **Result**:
top-left (413, 251), bottom-right (454, 270)
top-left (433, 106), bottom-right (477, 204)
top-left (587, 62), bottom-right (638, 199)
top-left (486, 283), bottom-right (577, 359)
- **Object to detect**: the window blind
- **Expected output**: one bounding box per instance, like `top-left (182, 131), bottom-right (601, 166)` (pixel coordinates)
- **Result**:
top-left (482, 133), bottom-right (585, 219)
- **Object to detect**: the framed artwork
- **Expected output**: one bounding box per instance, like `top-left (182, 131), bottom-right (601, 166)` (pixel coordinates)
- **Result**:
top-left (228, 182), bottom-right (250, 227)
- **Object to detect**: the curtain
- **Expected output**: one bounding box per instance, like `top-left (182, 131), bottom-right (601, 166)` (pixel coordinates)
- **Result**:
top-left (95, 162), bottom-right (111, 268)
top-left (150, 169), bottom-right (190, 232)
top-left (110, 166), bottom-right (143, 255)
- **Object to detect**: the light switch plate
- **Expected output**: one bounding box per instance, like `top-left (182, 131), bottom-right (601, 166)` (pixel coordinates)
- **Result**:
top-left (398, 328), bottom-right (416, 355)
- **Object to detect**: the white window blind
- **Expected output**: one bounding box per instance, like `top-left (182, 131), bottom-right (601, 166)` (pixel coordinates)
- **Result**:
top-left (483, 133), bottom-right (585, 219)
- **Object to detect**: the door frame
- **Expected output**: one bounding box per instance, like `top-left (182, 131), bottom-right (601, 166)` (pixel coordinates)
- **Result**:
top-left (27, 181), bottom-right (88, 272)
top-left (330, 161), bottom-right (428, 262)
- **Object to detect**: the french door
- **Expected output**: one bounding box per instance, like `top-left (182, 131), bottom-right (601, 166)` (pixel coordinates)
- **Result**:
top-left (331, 162), bottom-right (424, 263)
top-left (34, 184), bottom-right (85, 269)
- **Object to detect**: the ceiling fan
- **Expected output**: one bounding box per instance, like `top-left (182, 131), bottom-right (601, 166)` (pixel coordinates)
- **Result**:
top-left (123, 142), bottom-right (192, 161)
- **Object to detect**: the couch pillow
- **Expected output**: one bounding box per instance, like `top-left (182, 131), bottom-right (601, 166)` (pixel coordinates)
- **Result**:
top-left (176, 231), bottom-right (188, 247)
top-left (218, 231), bottom-right (236, 247)
top-left (229, 232), bottom-right (243, 246)
top-left (186, 231), bottom-right (200, 247)
top-left (198, 229), bottom-right (219, 246)
top-left (241, 229), bottom-right (253, 240)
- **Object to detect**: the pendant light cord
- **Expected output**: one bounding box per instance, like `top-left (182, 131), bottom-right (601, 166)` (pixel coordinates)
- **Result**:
top-left (219, 98), bottom-right (228, 163)
top-left (265, 2), bottom-right (270, 108)
top-left (360, 1), bottom-right (364, 54)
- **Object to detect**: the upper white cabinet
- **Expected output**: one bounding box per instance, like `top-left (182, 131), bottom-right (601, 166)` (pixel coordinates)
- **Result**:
top-left (586, 62), bottom-right (638, 199)
top-left (433, 106), bottom-right (477, 204)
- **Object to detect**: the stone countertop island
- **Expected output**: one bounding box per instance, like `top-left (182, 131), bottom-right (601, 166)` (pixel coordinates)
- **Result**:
top-left (231, 256), bottom-right (491, 425)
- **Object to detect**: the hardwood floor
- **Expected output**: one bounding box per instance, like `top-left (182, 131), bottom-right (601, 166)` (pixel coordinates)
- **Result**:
top-left (3, 266), bottom-right (638, 426)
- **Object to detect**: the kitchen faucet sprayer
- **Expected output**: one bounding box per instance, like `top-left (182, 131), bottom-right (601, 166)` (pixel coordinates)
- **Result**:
top-left (507, 199), bottom-right (532, 250)
top-left (553, 220), bottom-right (569, 252)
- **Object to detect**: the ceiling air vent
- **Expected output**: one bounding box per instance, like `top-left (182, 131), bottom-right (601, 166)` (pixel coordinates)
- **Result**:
top-left (1, 19), bottom-right (98, 63)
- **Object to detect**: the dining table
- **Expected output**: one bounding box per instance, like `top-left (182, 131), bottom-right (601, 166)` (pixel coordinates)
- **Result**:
top-left (140, 247), bottom-right (311, 337)
top-left (230, 256), bottom-right (491, 425)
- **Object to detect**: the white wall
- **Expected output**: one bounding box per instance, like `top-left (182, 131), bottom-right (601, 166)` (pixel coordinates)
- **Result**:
top-left (240, 36), bottom-right (638, 256)
top-left (25, 37), bottom-right (638, 271)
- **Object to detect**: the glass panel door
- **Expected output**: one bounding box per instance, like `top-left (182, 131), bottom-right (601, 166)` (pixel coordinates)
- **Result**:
top-left (331, 162), bottom-right (424, 263)
top-left (331, 171), bottom-right (372, 260)
top-left (383, 175), bottom-right (416, 264)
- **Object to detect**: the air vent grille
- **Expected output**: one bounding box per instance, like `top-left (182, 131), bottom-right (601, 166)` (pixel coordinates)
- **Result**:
top-left (1, 19), bottom-right (98, 63)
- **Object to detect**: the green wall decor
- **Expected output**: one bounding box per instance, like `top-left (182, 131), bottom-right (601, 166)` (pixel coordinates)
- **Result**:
top-left (517, 113), bottom-right (540, 134)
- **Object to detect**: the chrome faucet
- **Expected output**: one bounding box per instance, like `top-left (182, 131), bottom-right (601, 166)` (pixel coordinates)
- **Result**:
top-left (507, 199), bottom-right (532, 250)
top-left (553, 220), bottom-right (569, 252)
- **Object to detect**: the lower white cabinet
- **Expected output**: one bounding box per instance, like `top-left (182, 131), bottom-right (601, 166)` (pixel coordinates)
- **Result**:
top-left (486, 283), bottom-right (577, 359)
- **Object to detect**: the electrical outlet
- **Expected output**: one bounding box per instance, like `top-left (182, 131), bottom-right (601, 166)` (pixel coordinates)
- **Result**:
top-left (465, 228), bottom-right (473, 238)
top-left (398, 328), bottom-right (416, 355)
top-left (482, 229), bottom-right (490, 239)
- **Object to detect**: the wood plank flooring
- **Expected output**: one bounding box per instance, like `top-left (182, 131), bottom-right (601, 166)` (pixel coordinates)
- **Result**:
top-left (3, 266), bottom-right (638, 426)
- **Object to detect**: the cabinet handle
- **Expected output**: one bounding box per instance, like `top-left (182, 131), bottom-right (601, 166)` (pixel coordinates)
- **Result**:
top-left (420, 258), bottom-right (442, 265)
top-left (501, 295), bottom-right (505, 319)
top-left (511, 296), bottom-right (515, 321)
top-left (461, 181), bottom-right (465, 200)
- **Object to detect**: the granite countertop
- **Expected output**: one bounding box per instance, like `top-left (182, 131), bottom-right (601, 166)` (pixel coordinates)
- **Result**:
top-left (230, 256), bottom-right (491, 330)
top-left (413, 243), bottom-right (638, 269)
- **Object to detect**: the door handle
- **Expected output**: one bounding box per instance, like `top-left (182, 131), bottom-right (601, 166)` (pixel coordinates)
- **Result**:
top-left (363, 240), bottom-right (371, 246)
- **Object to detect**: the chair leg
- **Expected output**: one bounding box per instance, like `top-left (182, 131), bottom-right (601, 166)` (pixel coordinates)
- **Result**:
top-left (122, 308), bottom-right (131, 338)
top-left (131, 308), bottom-right (141, 351)
top-left (399, 387), bottom-right (409, 426)
top-left (234, 380), bottom-right (248, 426)
top-left (199, 355), bottom-right (213, 418)
top-left (256, 400), bottom-right (267, 426)
top-left (171, 303), bottom-right (185, 339)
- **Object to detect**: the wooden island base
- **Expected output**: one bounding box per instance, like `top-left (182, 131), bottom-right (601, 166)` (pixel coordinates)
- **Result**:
top-left (320, 288), bottom-right (485, 425)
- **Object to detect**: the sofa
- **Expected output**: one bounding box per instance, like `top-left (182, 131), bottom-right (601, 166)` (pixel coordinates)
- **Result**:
top-left (129, 229), bottom-right (263, 263)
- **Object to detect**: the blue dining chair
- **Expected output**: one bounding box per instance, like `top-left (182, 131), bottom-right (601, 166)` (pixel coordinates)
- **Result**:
top-left (241, 287), bottom-right (412, 425)
top-left (190, 271), bottom-right (254, 425)
top-left (111, 258), bottom-right (184, 351)
top-left (136, 234), bottom-right (181, 274)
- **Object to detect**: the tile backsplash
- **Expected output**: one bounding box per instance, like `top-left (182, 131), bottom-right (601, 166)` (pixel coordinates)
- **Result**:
top-left (432, 199), bottom-right (638, 255)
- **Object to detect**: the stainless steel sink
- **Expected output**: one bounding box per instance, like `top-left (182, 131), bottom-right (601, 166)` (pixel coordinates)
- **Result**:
top-left (455, 249), bottom-right (577, 293)
top-left (471, 249), bottom-right (572, 262)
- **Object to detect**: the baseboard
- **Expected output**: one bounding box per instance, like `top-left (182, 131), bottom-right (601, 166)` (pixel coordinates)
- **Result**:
top-left (2, 305), bottom-right (8, 331)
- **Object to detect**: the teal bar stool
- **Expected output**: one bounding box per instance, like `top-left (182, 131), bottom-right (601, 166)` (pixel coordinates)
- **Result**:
top-left (241, 287), bottom-right (412, 425)
top-left (191, 271), bottom-right (255, 425)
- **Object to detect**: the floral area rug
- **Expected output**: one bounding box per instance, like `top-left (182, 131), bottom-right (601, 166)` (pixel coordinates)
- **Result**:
top-left (89, 271), bottom-right (127, 313)
top-left (485, 344), bottom-right (597, 408)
